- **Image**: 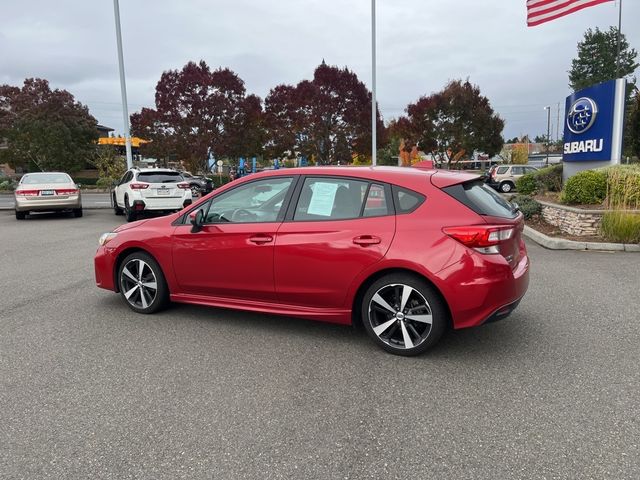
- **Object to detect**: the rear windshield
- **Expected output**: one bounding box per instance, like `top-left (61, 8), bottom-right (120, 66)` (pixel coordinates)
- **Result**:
top-left (21, 173), bottom-right (72, 184)
top-left (137, 172), bottom-right (183, 183)
top-left (443, 180), bottom-right (517, 219)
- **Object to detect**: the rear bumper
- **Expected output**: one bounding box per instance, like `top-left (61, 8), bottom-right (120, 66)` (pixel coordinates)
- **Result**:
top-left (435, 250), bottom-right (530, 330)
top-left (132, 198), bottom-right (192, 211)
top-left (15, 195), bottom-right (82, 212)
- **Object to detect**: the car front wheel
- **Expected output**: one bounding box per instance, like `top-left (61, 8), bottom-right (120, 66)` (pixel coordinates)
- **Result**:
top-left (118, 252), bottom-right (169, 314)
top-left (361, 274), bottom-right (447, 356)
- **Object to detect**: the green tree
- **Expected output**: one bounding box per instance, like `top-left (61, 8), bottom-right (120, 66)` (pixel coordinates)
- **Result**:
top-left (91, 145), bottom-right (126, 186)
top-left (0, 79), bottom-right (98, 173)
top-left (399, 79), bottom-right (504, 168)
top-left (569, 27), bottom-right (638, 92)
top-left (627, 91), bottom-right (640, 159)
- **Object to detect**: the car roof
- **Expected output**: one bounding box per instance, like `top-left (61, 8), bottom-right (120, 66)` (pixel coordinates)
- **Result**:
top-left (248, 166), bottom-right (479, 188)
top-left (135, 168), bottom-right (180, 173)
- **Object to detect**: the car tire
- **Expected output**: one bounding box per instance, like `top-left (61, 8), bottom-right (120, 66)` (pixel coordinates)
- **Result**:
top-left (118, 252), bottom-right (169, 314)
top-left (190, 185), bottom-right (201, 197)
top-left (73, 208), bottom-right (83, 218)
top-left (15, 210), bottom-right (26, 220)
top-left (500, 182), bottom-right (514, 193)
top-left (124, 196), bottom-right (137, 222)
top-left (113, 193), bottom-right (124, 215)
top-left (361, 273), bottom-right (447, 356)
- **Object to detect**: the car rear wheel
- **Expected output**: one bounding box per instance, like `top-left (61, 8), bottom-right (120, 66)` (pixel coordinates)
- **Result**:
top-left (499, 182), bottom-right (514, 193)
top-left (361, 274), bottom-right (447, 356)
top-left (124, 197), bottom-right (137, 222)
top-left (118, 252), bottom-right (169, 314)
top-left (113, 193), bottom-right (124, 215)
top-left (15, 210), bottom-right (26, 220)
top-left (73, 208), bottom-right (83, 218)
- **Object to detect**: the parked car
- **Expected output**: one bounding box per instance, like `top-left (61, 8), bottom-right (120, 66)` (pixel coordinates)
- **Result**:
top-left (179, 171), bottom-right (214, 196)
top-left (95, 167), bottom-right (529, 356)
top-left (111, 168), bottom-right (192, 222)
top-left (486, 165), bottom-right (538, 193)
top-left (14, 172), bottom-right (82, 220)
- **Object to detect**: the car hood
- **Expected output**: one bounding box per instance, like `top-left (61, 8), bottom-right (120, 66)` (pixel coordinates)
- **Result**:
top-left (114, 218), bottom-right (151, 232)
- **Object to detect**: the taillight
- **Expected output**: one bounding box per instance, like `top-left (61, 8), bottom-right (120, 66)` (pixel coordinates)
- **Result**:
top-left (55, 188), bottom-right (79, 195)
top-left (177, 183), bottom-right (190, 189)
top-left (15, 190), bottom-right (39, 196)
top-left (129, 183), bottom-right (149, 190)
top-left (443, 225), bottom-right (515, 254)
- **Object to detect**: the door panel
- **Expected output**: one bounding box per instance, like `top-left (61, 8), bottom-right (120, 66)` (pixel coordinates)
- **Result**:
top-left (172, 223), bottom-right (280, 301)
top-left (274, 215), bottom-right (395, 308)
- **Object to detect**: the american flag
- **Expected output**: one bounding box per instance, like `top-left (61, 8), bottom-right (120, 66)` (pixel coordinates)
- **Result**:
top-left (527, 0), bottom-right (614, 27)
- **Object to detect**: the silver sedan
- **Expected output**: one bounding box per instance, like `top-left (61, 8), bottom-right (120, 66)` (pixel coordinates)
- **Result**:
top-left (14, 172), bottom-right (83, 219)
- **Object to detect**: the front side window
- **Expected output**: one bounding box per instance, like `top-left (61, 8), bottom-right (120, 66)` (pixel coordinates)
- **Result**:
top-left (294, 178), bottom-right (368, 221)
top-left (511, 167), bottom-right (524, 175)
top-left (203, 177), bottom-right (293, 223)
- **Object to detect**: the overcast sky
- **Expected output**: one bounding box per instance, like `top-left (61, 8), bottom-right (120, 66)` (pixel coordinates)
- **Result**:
top-left (1, 0), bottom-right (638, 141)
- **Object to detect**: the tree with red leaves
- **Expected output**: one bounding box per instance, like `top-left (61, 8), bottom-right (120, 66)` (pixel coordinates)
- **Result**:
top-left (265, 61), bottom-right (384, 165)
top-left (131, 61), bottom-right (261, 172)
top-left (0, 79), bottom-right (97, 173)
top-left (399, 80), bottom-right (504, 168)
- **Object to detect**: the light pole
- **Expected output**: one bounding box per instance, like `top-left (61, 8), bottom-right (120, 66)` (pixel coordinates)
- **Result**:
top-left (113, 0), bottom-right (133, 169)
top-left (371, 0), bottom-right (377, 166)
top-left (544, 106), bottom-right (551, 166)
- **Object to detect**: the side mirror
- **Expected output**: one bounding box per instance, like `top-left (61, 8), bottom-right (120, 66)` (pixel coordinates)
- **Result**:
top-left (189, 209), bottom-right (205, 233)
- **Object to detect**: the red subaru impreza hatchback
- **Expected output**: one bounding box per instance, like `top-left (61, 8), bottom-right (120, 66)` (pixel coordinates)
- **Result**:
top-left (95, 167), bottom-right (529, 356)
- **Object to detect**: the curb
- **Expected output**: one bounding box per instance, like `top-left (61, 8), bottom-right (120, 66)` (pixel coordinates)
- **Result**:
top-left (523, 225), bottom-right (640, 252)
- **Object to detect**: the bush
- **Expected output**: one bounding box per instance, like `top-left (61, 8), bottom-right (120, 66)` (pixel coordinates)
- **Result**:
top-left (601, 211), bottom-right (640, 243)
top-left (73, 177), bottom-right (99, 185)
top-left (209, 175), bottom-right (231, 188)
top-left (516, 174), bottom-right (537, 195)
top-left (535, 164), bottom-right (563, 192)
top-left (0, 179), bottom-right (15, 191)
top-left (560, 169), bottom-right (607, 205)
top-left (510, 194), bottom-right (541, 219)
top-left (96, 177), bottom-right (115, 189)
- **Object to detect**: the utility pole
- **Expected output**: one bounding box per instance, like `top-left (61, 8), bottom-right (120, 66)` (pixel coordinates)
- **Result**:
top-left (556, 102), bottom-right (561, 143)
top-left (371, 0), bottom-right (377, 166)
top-left (545, 106), bottom-right (551, 166)
top-left (113, 0), bottom-right (133, 169)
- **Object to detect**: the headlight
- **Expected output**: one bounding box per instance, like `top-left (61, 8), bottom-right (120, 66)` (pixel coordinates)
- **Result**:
top-left (98, 232), bottom-right (118, 246)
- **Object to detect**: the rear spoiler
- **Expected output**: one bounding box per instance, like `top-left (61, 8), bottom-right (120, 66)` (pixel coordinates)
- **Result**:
top-left (430, 171), bottom-right (481, 188)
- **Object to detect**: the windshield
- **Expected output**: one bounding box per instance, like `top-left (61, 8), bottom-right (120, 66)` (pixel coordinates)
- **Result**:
top-left (21, 173), bottom-right (72, 184)
top-left (137, 172), bottom-right (183, 183)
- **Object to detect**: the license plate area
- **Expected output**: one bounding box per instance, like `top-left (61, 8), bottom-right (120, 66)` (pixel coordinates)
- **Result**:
top-left (40, 190), bottom-right (55, 196)
top-left (156, 189), bottom-right (170, 196)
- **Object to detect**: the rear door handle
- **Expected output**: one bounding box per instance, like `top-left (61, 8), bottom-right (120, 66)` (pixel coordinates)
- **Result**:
top-left (249, 235), bottom-right (273, 245)
top-left (353, 235), bottom-right (381, 246)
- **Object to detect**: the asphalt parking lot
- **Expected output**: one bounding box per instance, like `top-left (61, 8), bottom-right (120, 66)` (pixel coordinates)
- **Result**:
top-left (1, 209), bottom-right (639, 479)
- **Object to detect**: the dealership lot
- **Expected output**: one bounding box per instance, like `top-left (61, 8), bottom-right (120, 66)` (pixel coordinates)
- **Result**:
top-left (1, 210), bottom-right (639, 479)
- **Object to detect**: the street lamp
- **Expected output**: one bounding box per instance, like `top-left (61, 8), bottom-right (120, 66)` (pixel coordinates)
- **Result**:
top-left (371, 0), bottom-right (377, 166)
top-left (113, 0), bottom-right (133, 169)
top-left (544, 106), bottom-right (551, 166)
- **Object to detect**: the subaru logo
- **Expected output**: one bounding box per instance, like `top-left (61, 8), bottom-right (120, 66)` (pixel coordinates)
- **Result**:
top-left (567, 97), bottom-right (598, 134)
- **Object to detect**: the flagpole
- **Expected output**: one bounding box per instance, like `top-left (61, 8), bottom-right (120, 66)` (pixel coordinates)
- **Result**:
top-left (615, 0), bottom-right (622, 78)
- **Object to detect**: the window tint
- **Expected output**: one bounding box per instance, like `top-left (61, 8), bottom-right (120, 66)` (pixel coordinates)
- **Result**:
top-left (511, 167), bottom-right (524, 175)
top-left (294, 178), bottom-right (368, 221)
top-left (137, 172), bottom-right (183, 183)
top-left (392, 186), bottom-right (425, 214)
top-left (363, 184), bottom-right (389, 217)
top-left (204, 177), bottom-right (292, 223)
top-left (443, 180), bottom-right (517, 219)
top-left (21, 173), bottom-right (72, 184)
top-left (496, 166), bottom-right (509, 174)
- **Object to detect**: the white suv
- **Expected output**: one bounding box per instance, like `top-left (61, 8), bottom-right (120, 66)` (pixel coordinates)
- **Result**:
top-left (112, 168), bottom-right (192, 221)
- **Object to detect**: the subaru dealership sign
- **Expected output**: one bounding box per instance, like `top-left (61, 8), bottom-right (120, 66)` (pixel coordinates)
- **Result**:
top-left (563, 79), bottom-right (626, 163)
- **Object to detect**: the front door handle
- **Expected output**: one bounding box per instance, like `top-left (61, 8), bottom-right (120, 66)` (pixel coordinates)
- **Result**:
top-left (353, 235), bottom-right (381, 246)
top-left (249, 235), bottom-right (273, 245)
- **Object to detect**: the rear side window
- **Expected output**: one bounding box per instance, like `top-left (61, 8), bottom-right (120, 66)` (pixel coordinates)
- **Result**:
top-left (392, 186), bottom-right (425, 214)
top-left (443, 180), bottom-right (517, 219)
top-left (294, 178), bottom-right (368, 221)
top-left (496, 166), bottom-right (509, 175)
top-left (137, 172), bottom-right (183, 183)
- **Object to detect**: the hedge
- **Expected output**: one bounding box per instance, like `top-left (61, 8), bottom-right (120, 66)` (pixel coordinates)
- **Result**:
top-left (515, 164), bottom-right (562, 195)
top-left (510, 194), bottom-right (541, 219)
top-left (560, 169), bottom-right (607, 205)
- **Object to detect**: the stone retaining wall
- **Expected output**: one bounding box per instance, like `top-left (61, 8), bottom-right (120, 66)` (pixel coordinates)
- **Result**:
top-left (538, 201), bottom-right (603, 237)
